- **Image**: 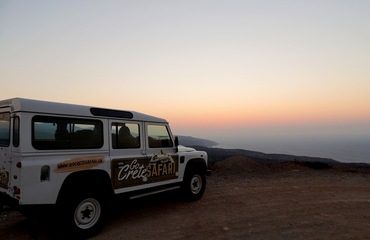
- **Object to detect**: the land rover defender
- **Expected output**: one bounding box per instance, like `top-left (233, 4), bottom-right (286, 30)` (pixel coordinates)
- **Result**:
top-left (0, 98), bottom-right (209, 237)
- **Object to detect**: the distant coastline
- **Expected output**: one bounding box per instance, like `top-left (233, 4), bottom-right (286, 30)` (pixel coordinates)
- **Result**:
top-left (216, 136), bottom-right (370, 164)
top-left (178, 135), bottom-right (370, 164)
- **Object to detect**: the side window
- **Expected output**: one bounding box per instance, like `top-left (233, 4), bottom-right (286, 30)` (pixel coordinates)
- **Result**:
top-left (0, 112), bottom-right (10, 147)
top-left (112, 123), bottom-right (140, 149)
top-left (147, 125), bottom-right (173, 148)
top-left (13, 116), bottom-right (20, 147)
top-left (32, 116), bottom-right (103, 150)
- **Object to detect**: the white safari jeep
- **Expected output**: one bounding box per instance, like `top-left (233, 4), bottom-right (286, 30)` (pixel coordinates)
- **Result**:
top-left (0, 98), bottom-right (209, 237)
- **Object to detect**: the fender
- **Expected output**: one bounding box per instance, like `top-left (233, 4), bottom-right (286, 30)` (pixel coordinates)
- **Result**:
top-left (57, 170), bottom-right (113, 204)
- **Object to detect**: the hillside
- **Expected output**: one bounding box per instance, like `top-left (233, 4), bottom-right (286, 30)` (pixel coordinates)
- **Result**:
top-left (192, 145), bottom-right (340, 165)
top-left (177, 136), bottom-right (218, 148)
top-left (179, 136), bottom-right (370, 169)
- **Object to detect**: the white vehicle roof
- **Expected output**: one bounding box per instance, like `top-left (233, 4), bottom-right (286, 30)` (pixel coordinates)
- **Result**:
top-left (0, 98), bottom-right (167, 123)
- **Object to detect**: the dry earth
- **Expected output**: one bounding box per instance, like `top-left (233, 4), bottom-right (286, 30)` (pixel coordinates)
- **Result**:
top-left (1, 156), bottom-right (370, 240)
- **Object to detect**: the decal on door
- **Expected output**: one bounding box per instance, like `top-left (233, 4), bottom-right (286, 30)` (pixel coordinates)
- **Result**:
top-left (111, 150), bottom-right (178, 189)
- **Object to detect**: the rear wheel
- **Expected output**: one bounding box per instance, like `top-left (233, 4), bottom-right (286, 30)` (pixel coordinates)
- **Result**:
top-left (74, 197), bottom-right (102, 231)
top-left (61, 192), bottom-right (107, 238)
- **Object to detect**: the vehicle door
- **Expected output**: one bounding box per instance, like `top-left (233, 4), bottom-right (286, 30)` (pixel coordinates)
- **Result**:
top-left (0, 111), bottom-right (11, 191)
top-left (144, 123), bottom-right (179, 187)
top-left (109, 120), bottom-right (148, 193)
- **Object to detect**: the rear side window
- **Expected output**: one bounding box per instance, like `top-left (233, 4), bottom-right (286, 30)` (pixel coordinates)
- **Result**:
top-left (147, 125), bottom-right (173, 148)
top-left (32, 116), bottom-right (103, 150)
top-left (111, 123), bottom-right (140, 149)
top-left (13, 116), bottom-right (20, 147)
top-left (0, 112), bottom-right (10, 147)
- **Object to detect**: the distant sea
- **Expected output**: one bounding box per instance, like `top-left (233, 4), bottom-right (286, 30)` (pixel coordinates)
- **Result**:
top-left (216, 136), bottom-right (370, 163)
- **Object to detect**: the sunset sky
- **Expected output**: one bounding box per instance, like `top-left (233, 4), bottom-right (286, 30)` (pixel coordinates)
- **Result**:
top-left (1, 1), bottom-right (369, 150)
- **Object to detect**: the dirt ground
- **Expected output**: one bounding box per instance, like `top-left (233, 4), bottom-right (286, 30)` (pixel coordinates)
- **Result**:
top-left (2, 157), bottom-right (370, 240)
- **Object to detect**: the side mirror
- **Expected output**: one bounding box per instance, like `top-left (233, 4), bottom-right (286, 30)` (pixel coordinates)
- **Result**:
top-left (174, 136), bottom-right (179, 152)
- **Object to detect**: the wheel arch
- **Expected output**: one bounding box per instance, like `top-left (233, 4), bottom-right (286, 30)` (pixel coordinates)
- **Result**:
top-left (56, 170), bottom-right (113, 204)
top-left (184, 158), bottom-right (207, 174)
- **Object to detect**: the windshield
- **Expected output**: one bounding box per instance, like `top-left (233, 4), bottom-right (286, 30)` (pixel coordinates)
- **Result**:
top-left (0, 112), bottom-right (10, 146)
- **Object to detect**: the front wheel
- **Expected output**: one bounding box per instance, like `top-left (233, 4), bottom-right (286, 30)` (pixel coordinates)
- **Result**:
top-left (182, 168), bottom-right (206, 201)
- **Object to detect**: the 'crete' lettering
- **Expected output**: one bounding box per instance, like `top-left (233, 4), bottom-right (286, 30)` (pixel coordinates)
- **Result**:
top-left (118, 159), bottom-right (147, 181)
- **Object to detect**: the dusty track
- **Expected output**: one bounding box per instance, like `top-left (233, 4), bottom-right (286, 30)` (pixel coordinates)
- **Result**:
top-left (1, 158), bottom-right (370, 240)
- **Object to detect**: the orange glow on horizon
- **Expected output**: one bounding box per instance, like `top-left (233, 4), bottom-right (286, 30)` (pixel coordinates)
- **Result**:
top-left (166, 105), bottom-right (370, 131)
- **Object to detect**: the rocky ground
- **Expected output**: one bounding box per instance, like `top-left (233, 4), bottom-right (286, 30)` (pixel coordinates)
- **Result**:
top-left (1, 156), bottom-right (370, 240)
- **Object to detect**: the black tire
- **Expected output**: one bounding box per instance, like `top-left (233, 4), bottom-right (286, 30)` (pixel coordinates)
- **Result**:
top-left (182, 168), bottom-right (206, 201)
top-left (61, 192), bottom-right (107, 238)
top-left (19, 206), bottom-right (37, 218)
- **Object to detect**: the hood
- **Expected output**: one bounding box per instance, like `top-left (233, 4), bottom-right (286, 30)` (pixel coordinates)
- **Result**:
top-left (177, 145), bottom-right (196, 152)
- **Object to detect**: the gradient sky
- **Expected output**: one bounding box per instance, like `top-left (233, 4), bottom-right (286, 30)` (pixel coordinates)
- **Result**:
top-left (1, 0), bottom-right (369, 144)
